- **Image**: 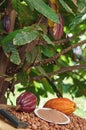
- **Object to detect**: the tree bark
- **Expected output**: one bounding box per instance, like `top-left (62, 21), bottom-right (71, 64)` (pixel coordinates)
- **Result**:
top-left (0, 47), bottom-right (9, 103)
top-left (0, 0), bottom-right (17, 104)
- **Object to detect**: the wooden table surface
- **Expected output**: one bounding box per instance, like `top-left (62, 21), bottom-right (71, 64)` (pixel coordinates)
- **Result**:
top-left (0, 119), bottom-right (28, 130)
top-left (0, 104), bottom-right (28, 130)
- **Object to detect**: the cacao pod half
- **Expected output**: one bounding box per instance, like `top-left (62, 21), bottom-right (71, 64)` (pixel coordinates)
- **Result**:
top-left (16, 92), bottom-right (37, 112)
top-left (43, 98), bottom-right (76, 115)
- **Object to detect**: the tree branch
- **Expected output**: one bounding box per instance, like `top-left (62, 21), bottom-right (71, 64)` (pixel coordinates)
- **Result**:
top-left (34, 40), bottom-right (86, 66)
top-left (31, 63), bottom-right (86, 81)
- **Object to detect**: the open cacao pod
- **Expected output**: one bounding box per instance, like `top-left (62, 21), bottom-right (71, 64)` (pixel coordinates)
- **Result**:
top-left (43, 98), bottom-right (76, 115)
top-left (16, 92), bottom-right (37, 112)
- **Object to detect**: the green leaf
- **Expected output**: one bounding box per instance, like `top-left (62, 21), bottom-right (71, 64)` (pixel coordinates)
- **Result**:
top-left (69, 11), bottom-right (86, 30)
top-left (41, 33), bottom-right (54, 46)
top-left (59, 0), bottom-right (75, 15)
top-left (1, 31), bottom-right (20, 44)
top-left (41, 45), bottom-right (56, 57)
top-left (2, 42), bottom-right (21, 65)
top-left (1, 27), bottom-right (34, 45)
top-left (17, 69), bottom-right (28, 86)
top-left (26, 46), bottom-right (39, 64)
top-left (41, 78), bottom-right (54, 94)
top-left (2, 42), bottom-right (11, 55)
top-left (58, 78), bottom-right (63, 95)
top-left (12, 0), bottom-right (38, 25)
top-left (37, 66), bottom-right (47, 77)
top-left (64, 0), bottom-right (77, 14)
top-left (25, 0), bottom-right (59, 23)
top-left (77, 0), bottom-right (86, 11)
top-left (10, 50), bottom-right (21, 65)
top-left (13, 30), bottom-right (38, 46)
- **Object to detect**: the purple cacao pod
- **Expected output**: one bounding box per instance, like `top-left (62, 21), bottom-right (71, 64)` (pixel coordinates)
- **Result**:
top-left (53, 13), bottom-right (64, 40)
top-left (3, 14), bottom-right (11, 32)
top-left (16, 92), bottom-right (37, 112)
top-left (49, 13), bottom-right (64, 40)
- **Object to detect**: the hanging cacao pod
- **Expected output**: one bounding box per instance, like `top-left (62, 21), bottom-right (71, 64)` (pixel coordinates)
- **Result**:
top-left (48, 13), bottom-right (64, 40)
top-left (16, 92), bottom-right (37, 112)
top-left (43, 98), bottom-right (76, 115)
top-left (53, 13), bottom-right (64, 40)
top-left (3, 11), bottom-right (11, 33)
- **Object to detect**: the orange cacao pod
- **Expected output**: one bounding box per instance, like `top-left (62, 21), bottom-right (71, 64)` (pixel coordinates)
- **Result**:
top-left (43, 98), bottom-right (76, 115)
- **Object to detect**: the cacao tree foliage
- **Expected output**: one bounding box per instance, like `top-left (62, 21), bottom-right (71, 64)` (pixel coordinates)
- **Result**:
top-left (0, 0), bottom-right (86, 103)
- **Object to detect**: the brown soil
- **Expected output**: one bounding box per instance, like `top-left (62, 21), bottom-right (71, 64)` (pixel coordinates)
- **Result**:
top-left (8, 108), bottom-right (86, 130)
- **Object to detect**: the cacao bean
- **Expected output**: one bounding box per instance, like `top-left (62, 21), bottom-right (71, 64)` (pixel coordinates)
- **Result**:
top-left (8, 108), bottom-right (86, 130)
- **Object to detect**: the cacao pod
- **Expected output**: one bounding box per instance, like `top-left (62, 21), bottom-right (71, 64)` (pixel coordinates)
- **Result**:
top-left (43, 98), bottom-right (76, 115)
top-left (3, 13), bottom-right (11, 33)
top-left (48, 13), bottom-right (64, 40)
top-left (16, 92), bottom-right (37, 112)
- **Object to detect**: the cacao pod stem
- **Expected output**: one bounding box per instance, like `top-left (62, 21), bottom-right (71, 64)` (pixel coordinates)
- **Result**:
top-left (15, 105), bottom-right (21, 111)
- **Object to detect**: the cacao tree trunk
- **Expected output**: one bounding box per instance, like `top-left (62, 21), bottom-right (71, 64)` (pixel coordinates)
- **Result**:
top-left (0, 0), bottom-right (17, 104)
top-left (0, 47), bottom-right (10, 103)
top-left (0, 44), bottom-right (32, 104)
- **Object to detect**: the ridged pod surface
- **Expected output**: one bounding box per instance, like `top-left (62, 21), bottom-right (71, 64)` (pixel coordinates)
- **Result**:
top-left (16, 92), bottom-right (37, 112)
top-left (53, 13), bottom-right (64, 40)
top-left (43, 98), bottom-right (76, 115)
top-left (3, 13), bottom-right (11, 32)
top-left (49, 13), bottom-right (64, 40)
